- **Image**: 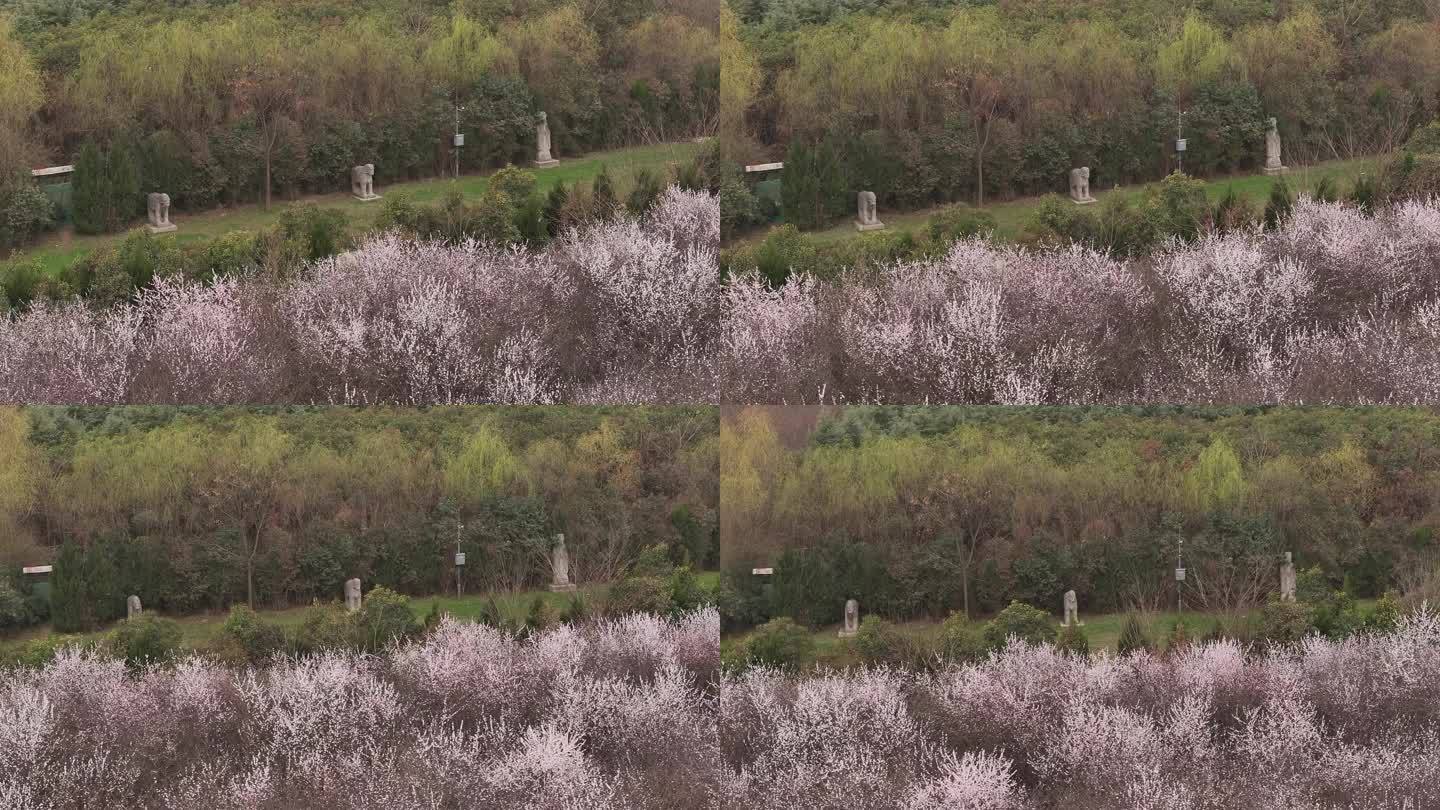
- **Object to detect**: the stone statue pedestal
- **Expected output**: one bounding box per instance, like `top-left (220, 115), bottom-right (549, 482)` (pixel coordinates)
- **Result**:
top-left (534, 158), bottom-right (560, 169)
top-left (854, 220), bottom-right (885, 232)
top-left (353, 192), bottom-right (382, 202)
top-left (147, 223), bottom-right (177, 234)
top-left (1071, 197), bottom-right (1097, 206)
top-left (1263, 164), bottom-right (1287, 176)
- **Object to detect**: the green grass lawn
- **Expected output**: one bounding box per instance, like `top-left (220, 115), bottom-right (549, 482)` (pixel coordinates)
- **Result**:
top-left (723, 598), bottom-right (1376, 670)
top-left (15, 140), bottom-right (703, 276)
top-left (737, 156), bottom-right (1378, 248)
top-left (0, 570), bottom-right (720, 656)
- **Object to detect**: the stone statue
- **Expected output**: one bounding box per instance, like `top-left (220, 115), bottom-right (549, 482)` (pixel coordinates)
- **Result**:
top-left (345, 578), bottom-right (363, 612)
top-left (1069, 168), bottom-right (1096, 204)
top-left (146, 192), bottom-right (176, 234)
top-left (839, 598), bottom-right (859, 638)
top-left (854, 191), bottom-right (885, 232)
top-left (1279, 552), bottom-right (1296, 601)
top-left (351, 164), bottom-right (380, 201)
top-left (1264, 117), bottom-right (1287, 175)
top-left (535, 112), bottom-right (559, 168)
top-left (549, 533), bottom-right (577, 592)
top-left (1062, 590), bottom-right (1082, 627)
top-left (127, 595), bottom-right (142, 619)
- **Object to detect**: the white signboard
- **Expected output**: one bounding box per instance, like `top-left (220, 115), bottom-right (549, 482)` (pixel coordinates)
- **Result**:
top-left (22, 565), bottom-right (53, 574)
top-left (1175, 139), bottom-right (1187, 152)
top-left (752, 567), bottom-right (774, 575)
top-left (454, 552), bottom-right (466, 567)
top-left (453, 133), bottom-right (465, 147)
top-left (1175, 567), bottom-right (1186, 582)
top-left (744, 162), bottom-right (784, 173)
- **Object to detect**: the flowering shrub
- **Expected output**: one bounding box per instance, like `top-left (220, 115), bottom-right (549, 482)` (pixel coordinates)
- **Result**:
top-left (0, 187), bottom-right (719, 405)
top-left (0, 608), bottom-right (719, 809)
top-left (722, 197), bottom-right (1440, 404)
top-left (724, 611), bottom-right (1440, 808)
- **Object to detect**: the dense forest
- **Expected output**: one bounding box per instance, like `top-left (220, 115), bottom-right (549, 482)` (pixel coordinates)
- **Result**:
top-left (0, 405), bottom-right (718, 628)
top-left (722, 0), bottom-right (1440, 227)
top-left (721, 406), bottom-right (1440, 626)
top-left (0, 0), bottom-right (717, 228)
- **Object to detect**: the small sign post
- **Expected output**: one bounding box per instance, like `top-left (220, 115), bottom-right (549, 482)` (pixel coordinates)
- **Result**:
top-left (454, 523), bottom-right (466, 598)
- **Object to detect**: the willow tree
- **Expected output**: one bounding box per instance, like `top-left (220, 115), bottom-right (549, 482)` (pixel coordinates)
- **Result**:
top-left (939, 11), bottom-right (1023, 207)
top-left (719, 6), bottom-right (760, 155)
top-left (202, 418), bottom-right (294, 607)
top-left (0, 16), bottom-right (42, 169)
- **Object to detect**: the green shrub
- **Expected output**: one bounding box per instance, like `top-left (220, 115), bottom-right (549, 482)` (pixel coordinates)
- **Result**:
top-left (214, 604), bottom-right (286, 665)
top-left (745, 616), bottom-right (814, 669)
top-left (1263, 178), bottom-right (1294, 230)
top-left (1367, 591), bottom-right (1403, 633)
top-left (0, 175), bottom-right (55, 249)
top-left (1165, 619), bottom-right (1191, 655)
top-left (982, 601), bottom-right (1057, 649)
top-left (627, 167), bottom-right (665, 215)
top-left (524, 594), bottom-right (555, 632)
top-left (1056, 622), bottom-right (1090, 657)
top-left (1027, 193), bottom-right (1098, 248)
top-left (1313, 175), bottom-right (1339, 203)
top-left (591, 165), bottom-right (618, 217)
top-left (1116, 614), bottom-right (1153, 656)
top-left (630, 544), bottom-right (676, 578)
top-left (471, 188), bottom-right (522, 244)
top-left (0, 577), bottom-right (34, 631)
top-left (606, 576), bottom-right (674, 616)
top-left (560, 593), bottom-right (590, 624)
top-left (277, 204), bottom-right (349, 262)
top-left (1349, 173), bottom-right (1377, 213)
top-left (1260, 596), bottom-right (1313, 646)
top-left (71, 141), bottom-right (109, 235)
top-left (1139, 171), bottom-right (1209, 243)
top-left (719, 175), bottom-right (761, 240)
top-left (750, 224), bottom-right (820, 286)
top-left (851, 616), bottom-right (915, 666)
top-left (108, 614), bottom-right (183, 667)
top-left (0, 258), bottom-right (44, 311)
top-left (940, 611), bottom-right (988, 662)
top-left (291, 604), bottom-right (355, 654)
top-left (187, 230), bottom-right (260, 279)
top-left (1212, 187), bottom-right (1258, 234)
top-left (667, 565), bottom-right (710, 613)
top-left (2, 635), bottom-right (90, 669)
top-left (927, 205), bottom-right (995, 246)
top-left (354, 586), bottom-right (421, 652)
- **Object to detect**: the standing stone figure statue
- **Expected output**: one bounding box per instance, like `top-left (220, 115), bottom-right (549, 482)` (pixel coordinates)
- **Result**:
top-left (1069, 168), bottom-right (1096, 204)
top-left (839, 598), bottom-right (859, 638)
top-left (1062, 590), bottom-right (1082, 627)
top-left (1265, 117), bottom-right (1287, 175)
top-left (1279, 552), bottom-right (1296, 601)
top-left (549, 533), bottom-right (577, 592)
top-left (351, 164), bottom-right (380, 201)
top-left (127, 595), bottom-right (142, 619)
top-left (854, 191), bottom-right (885, 231)
top-left (535, 112), bottom-right (559, 168)
top-left (345, 578), bottom-right (363, 612)
top-left (146, 192), bottom-right (176, 234)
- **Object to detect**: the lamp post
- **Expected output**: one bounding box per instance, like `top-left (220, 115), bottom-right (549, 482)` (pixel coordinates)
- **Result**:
top-left (454, 522), bottom-right (466, 598)
top-left (1175, 109), bottom-right (1188, 174)
top-left (453, 104), bottom-right (466, 180)
top-left (1175, 536), bottom-right (1186, 615)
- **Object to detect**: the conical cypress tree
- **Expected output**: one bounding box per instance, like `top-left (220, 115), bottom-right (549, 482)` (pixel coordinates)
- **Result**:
top-left (106, 142), bottom-right (142, 232)
top-left (543, 182), bottom-right (569, 237)
top-left (1116, 613), bottom-right (1153, 656)
top-left (50, 541), bottom-right (91, 632)
top-left (592, 166), bottom-right (617, 219)
top-left (71, 141), bottom-right (109, 235)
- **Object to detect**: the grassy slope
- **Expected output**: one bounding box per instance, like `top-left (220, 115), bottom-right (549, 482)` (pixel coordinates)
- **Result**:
top-left (722, 599), bottom-right (1376, 670)
top-left (16, 141), bottom-right (703, 276)
top-left (735, 156), bottom-right (1377, 247)
top-left (0, 571), bottom-right (720, 655)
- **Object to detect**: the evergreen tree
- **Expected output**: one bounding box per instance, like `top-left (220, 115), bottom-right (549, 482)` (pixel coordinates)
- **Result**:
top-left (591, 166), bottom-right (618, 219)
top-left (105, 141), bottom-right (142, 232)
top-left (1056, 622), bottom-right (1090, 658)
top-left (543, 182), bottom-right (569, 236)
top-left (626, 167), bottom-right (664, 216)
top-left (50, 541), bottom-right (91, 632)
top-left (780, 138), bottom-right (845, 231)
top-left (71, 141), bottom-right (109, 235)
top-left (1263, 178), bottom-right (1294, 230)
top-left (1116, 613), bottom-right (1153, 656)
